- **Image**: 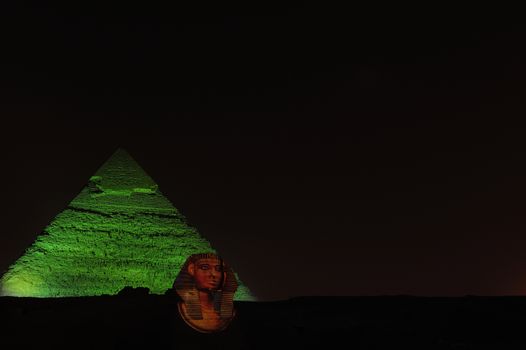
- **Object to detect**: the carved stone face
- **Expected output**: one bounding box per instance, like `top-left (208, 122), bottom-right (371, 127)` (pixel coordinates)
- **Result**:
top-left (188, 258), bottom-right (224, 291)
top-left (173, 253), bottom-right (238, 333)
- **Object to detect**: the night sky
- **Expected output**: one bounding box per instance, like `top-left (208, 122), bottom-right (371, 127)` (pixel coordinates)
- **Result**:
top-left (1, 4), bottom-right (526, 300)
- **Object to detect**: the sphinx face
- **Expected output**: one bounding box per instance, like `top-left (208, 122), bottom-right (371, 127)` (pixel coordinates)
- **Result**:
top-left (189, 258), bottom-right (224, 291)
top-left (174, 253), bottom-right (237, 333)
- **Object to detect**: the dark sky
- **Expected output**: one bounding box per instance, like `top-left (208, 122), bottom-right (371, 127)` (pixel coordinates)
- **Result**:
top-left (1, 3), bottom-right (526, 300)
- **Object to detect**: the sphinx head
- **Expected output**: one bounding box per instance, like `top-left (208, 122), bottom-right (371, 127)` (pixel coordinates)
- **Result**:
top-left (173, 253), bottom-right (238, 333)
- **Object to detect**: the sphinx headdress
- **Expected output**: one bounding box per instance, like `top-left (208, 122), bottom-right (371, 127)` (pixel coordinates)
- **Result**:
top-left (173, 253), bottom-right (238, 321)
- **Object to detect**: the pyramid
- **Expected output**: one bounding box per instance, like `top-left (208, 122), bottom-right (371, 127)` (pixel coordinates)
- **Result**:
top-left (0, 149), bottom-right (254, 300)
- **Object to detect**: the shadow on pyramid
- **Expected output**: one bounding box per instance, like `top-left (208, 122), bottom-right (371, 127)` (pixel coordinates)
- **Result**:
top-left (0, 149), bottom-right (255, 301)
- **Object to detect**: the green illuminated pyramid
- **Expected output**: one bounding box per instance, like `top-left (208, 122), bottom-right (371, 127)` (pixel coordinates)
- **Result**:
top-left (0, 149), bottom-right (254, 300)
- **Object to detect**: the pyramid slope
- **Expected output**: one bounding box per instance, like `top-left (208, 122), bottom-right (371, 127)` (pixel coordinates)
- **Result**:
top-left (0, 149), bottom-right (254, 300)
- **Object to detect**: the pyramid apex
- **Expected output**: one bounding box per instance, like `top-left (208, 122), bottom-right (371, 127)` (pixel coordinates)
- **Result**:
top-left (113, 147), bottom-right (131, 155)
top-left (91, 148), bottom-right (158, 194)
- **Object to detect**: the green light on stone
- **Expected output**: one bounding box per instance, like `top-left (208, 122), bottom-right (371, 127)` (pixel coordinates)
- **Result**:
top-left (1, 272), bottom-right (43, 297)
top-left (0, 149), bottom-right (255, 301)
